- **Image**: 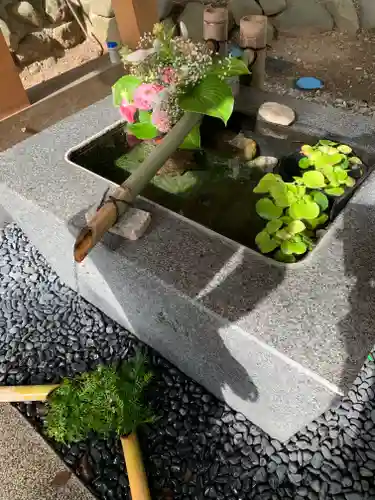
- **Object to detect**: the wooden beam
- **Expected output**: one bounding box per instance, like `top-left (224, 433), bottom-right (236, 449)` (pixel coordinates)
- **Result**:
top-left (111, 0), bottom-right (159, 49)
top-left (0, 32), bottom-right (29, 121)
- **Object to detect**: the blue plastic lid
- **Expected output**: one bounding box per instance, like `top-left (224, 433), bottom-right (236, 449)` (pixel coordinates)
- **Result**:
top-left (107, 41), bottom-right (118, 49)
top-left (295, 76), bottom-right (324, 90)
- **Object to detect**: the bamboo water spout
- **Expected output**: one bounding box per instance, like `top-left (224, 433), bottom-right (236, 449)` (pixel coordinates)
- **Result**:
top-left (73, 112), bottom-right (202, 263)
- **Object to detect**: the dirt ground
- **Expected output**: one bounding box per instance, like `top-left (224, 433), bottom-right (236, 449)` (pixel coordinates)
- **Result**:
top-left (268, 31), bottom-right (375, 103)
top-left (19, 38), bottom-right (103, 90)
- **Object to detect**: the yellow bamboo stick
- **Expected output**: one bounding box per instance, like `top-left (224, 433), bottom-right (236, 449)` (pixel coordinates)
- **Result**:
top-left (0, 384), bottom-right (59, 402)
top-left (121, 433), bottom-right (151, 500)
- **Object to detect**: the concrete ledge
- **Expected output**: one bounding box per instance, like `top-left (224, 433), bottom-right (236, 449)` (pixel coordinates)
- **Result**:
top-left (1, 89), bottom-right (375, 440)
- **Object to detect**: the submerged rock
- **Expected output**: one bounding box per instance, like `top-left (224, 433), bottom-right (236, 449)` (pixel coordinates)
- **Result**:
top-left (247, 156), bottom-right (278, 172)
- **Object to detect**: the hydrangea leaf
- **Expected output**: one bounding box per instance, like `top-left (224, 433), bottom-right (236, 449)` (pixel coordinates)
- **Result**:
top-left (179, 74), bottom-right (234, 125)
top-left (179, 124), bottom-right (201, 150)
top-left (127, 122), bottom-right (159, 140)
top-left (112, 75), bottom-right (142, 106)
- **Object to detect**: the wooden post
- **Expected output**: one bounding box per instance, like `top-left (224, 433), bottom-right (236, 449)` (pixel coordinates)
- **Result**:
top-left (111, 0), bottom-right (159, 49)
top-left (0, 32), bottom-right (29, 121)
top-left (203, 6), bottom-right (229, 55)
top-left (240, 15), bottom-right (267, 90)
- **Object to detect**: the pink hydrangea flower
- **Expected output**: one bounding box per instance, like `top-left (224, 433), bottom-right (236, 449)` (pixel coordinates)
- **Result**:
top-left (162, 67), bottom-right (176, 85)
top-left (133, 83), bottom-right (164, 111)
top-left (152, 109), bottom-right (171, 133)
top-left (119, 99), bottom-right (137, 123)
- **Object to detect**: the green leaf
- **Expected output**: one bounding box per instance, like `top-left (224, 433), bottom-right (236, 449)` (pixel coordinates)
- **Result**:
top-left (256, 198), bottom-right (283, 220)
top-left (179, 74), bottom-right (234, 124)
top-left (253, 173), bottom-right (282, 194)
top-left (210, 57), bottom-right (250, 77)
top-left (337, 144), bottom-right (352, 154)
top-left (315, 153), bottom-right (343, 169)
top-left (153, 171), bottom-right (202, 194)
top-left (274, 250), bottom-right (296, 263)
top-left (287, 220), bottom-right (306, 234)
top-left (319, 140), bottom-right (337, 146)
top-left (318, 145), bottom-right (338, 155)
top-left (324, 186), bottom-right (345, 196)
top-left (255, 231), bottom-right (279, 254)
top-left (127, 122), bottom-right (158, 140)
top-left (302, 171), bottom-right (326, 188)
top-left (301, 145), bottom-right (314, 156)
top-left (179, 124), bottom-right (201, 150)
top-left (345, 176), bottom-right (355, 187)
top-left (138, 110), bottom-right (152, 123)
top-left (270, 183), bottom-right (290, 208)
top-left (349, 156), bottom-right (362, 165)
top-left (281, 238), bottom-right (307, 256)
top-left (112, 75), bottom-right (141, 106)
top-left (311, 191), bottom-right (329, 211)
top-left (340, 157), bottom-right (349, 170)
top-left (334, 167), bottom-right (348, 183)
top-left (276, 228), bottom-right (292, 240)
top-left (266, 219), bottom-right (283, 234)
top-left (307, 213), bottom-right (329, 229)
top-left (299, 157), bottom-right (312, 169)
top-left (289, 198), bottom-right (320, 220)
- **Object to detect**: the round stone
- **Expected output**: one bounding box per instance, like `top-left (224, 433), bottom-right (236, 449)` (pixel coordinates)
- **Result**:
top-left (258, 102), bottom-right (296, 126)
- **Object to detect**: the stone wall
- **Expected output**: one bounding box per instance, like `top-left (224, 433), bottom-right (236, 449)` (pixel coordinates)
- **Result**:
top-left (176, 0), bottom-right (375, 38)
top-left (0, 0), bottom-right (85, 65)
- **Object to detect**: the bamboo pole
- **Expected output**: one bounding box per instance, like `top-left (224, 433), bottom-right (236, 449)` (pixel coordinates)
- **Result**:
top-left (203, 6), bottom-right (229, 55)
top-left (121, 433), bottom-right (151, 500)
top-left (0, 384), bottom-right (59, 402)
top-left (239, 15), bottom-right (267, 89)
top-left (74, 111), bottom-right (202, 263)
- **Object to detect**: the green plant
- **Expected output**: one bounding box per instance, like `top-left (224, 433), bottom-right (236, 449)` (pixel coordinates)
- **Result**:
top-left (112, 22), bottom-right (249, 146)
top-left (298, 140), bottom-right (360, 197)
top-left (45, 353), bottom-right (156, 443)
top-left (253, 173), bottom-right (327, 262)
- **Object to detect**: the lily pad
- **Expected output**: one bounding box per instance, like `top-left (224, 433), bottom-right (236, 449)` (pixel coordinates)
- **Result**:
top-left (324, 186), bottom-right (345, 197)
top-left (311, 191), bottom-right (329, 211)
top-left (302, 171), bottom-right (326, 189)
top-left (289, 197), bottom-right (320, 220)
top-left (287, 220), bottom-right (306, 234)
top-left (255, 231), bottom-right (279, 253)
top-left (266, 219), bottom-right (283, 234)
top-left (281, 238), bottom-right (307, 255)
top-left (337, 144), bottom-right (352, 154)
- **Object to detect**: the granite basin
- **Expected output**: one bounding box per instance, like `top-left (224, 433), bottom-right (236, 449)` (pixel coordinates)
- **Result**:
top-left (1, 87), bottom-right (375, 440)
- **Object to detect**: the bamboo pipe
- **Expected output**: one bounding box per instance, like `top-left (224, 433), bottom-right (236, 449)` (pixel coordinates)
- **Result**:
top-left (73, 111), bottom-right (202, 263)
top-left (239, 15), bottom-right (267, 89)
top-left (121, 433), bottom-right (151, 500)
top-left (0, 385), bottom-right (151, 500)
top-left (0, 384), bottom-right (59, 402)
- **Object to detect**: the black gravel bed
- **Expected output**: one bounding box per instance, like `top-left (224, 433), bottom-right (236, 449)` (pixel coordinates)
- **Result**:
top-left (1, 223), bottom-right (375, 500)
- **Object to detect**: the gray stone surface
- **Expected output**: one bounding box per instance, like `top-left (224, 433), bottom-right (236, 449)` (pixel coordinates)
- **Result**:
top-left (273, 0), bottom-right (334, 33)
top-left (0, 403), bottom-right (94, 500)
top-left (229, 0), bottom-right (262, 25)
top-left (325, 0), bottom-right (359, 34)
top-left (359, 0), bottom-right (375, 29)
top-left (258, 0), bottom-right (286, 16)
top-left (1, 89), bottom-right (375, 439)
top-left (178, 2), bottom-right (205, 41)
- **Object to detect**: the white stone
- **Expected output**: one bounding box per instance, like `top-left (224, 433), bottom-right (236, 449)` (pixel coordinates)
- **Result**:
top-left (12, 1), bottom-right (44, 28)
top-left (258, 0), bottom-right (286, 16)
top-left (178, 2), bottom-right (205, 41)
top-left (258, 102), bottom-right (296, 126)
top-left (273, 0), bottom-right (334, 34)
top-left (359, 0), bottom-right (375, 29)
top-left (325, 0), bottom-right (359, 34)
top-left (0, 18), bottom-right (19, 51)
top-left (89, 13), bottom-right (121, 45)
top-left (229, 0), bottom-right (262, 25)
top-left (86, 205), bottom-right (151, 240)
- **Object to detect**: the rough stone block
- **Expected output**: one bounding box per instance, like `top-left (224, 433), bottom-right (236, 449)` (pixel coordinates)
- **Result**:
top-left (229, 0), bottom-right (262, 25)
top-left (273, 0), bottom-right (334, 34)
top-left (325, 0), bottom-right (359, 34)
top-left (88, 0), bottom-right (114, 18)
top-left (359, 0), bottom-right (375, 29)
top-left (259, 0), bottom-right (286, 16)
top-left (178, 2), bottom-right (205, 41)
top-left (85, 204), bottom-right (151, 241)
top-left (51, 20), bottom-right (84, 49)
top-left (89, 13), bottom-right (120, 45)
top-left (11, 1), bottom-right (44, 28)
